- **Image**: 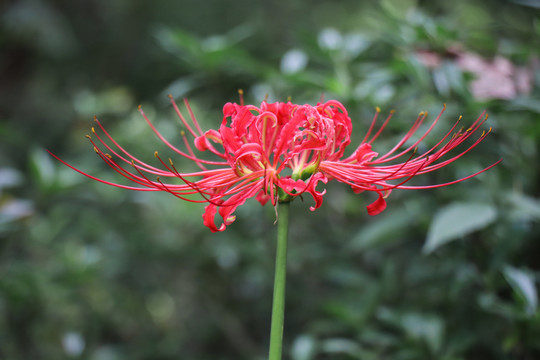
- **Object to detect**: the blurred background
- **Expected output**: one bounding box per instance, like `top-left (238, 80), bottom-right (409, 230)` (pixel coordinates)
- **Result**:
top-left (1, 0), bottom-right (539, 359)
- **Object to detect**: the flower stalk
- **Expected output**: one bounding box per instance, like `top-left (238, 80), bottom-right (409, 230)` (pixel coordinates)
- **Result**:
top-left (268, 201), bottom-right (290, 360)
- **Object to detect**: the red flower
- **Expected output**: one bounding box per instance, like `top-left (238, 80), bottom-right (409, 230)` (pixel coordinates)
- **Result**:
top-left (50, 96), bottom-right (500, 232)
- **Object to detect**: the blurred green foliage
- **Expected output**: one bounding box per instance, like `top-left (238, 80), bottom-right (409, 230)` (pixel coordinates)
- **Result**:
top-left (1, 0), bottom-right (540, 359)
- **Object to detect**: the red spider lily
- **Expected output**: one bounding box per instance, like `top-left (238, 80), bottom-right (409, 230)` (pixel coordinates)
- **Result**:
top-left (49, 95), bottom-right (500, 232)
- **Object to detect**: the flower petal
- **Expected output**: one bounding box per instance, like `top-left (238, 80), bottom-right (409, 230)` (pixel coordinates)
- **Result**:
top-left (195, 129), bottom-right (222, 151)
top-left (366, 192), bottom-right (387, 216)
top-left (203, 202), bottom-right (226, 232)
top-left (306, 173), bottom-right (328, 211)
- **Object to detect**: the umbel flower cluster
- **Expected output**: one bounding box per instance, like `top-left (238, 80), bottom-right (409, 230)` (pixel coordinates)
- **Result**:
top-left (51, 96), bottom-right (499, 232)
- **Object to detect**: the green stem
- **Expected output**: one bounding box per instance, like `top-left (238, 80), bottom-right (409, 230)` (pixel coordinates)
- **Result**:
top-left (268, 201), bottom-right (290, 360)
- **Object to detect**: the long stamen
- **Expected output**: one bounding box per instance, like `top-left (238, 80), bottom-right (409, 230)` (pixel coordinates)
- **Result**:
top-left (238, 89), bottom-right (244, 106)
top-left (137, 105), bottom-right (227, 165)
top-left (361, 106), bottom-right (381, 144)
top-left (398, 159), bottom-right (502, 189)
top-left (368, 110), bottom-right (394, 145)
top-left (88, 124), bottom-right (169, 176)
top-left (168, 95), bottom-right (198, 138)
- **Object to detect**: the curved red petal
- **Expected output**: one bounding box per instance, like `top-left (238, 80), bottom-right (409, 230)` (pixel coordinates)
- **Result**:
top-left (366, 192), bottom-right (387, 216)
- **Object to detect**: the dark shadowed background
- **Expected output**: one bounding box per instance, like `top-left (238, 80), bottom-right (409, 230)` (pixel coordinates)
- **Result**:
top-left (1, 0), bottom-right (539, 359)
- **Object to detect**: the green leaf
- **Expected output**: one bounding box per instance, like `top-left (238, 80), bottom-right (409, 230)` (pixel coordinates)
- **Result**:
top-left (505, 192), bottom-right (540, 221)
top-left (381, 0), bottom-right (418, 19)
top-left (29, 148), bottom-right (56, 189)
top-left (401, 313), bottom-right (444, 353)
top-left (349, 206), bottom-right (416, 251)
top-left (320, 338), bottom-right (361, 355)
top-left (509, 97), bottom-right (540, 114)
top-left (423, 202), bottom-right (497, 254)
top-left (0, 168), bottom-right (22, 191)
top-left (503, 266), bottom-right (538, 316)
top-left (291, 335), bottom-right (316, 360)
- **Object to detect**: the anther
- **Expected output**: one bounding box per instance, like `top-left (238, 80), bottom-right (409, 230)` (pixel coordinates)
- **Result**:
top-left (376, 106), bottom-right (381, 112)
top-left (91, 127), bottom-right (96, 134)
top-left (138, 104), bottom-right (142, 111)
top-left (154, 151), bottom-right (159, 158)
top-left (85, 135), bottom-right (91, 139)
top-left (93, 147), bottom-right (99, 153)
top-left (180, 130), bottom-right (185, 136)
top-left (168, 94), bottom-right (174, 99)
